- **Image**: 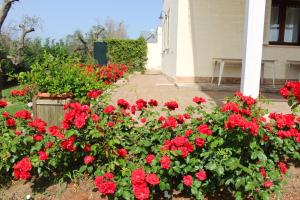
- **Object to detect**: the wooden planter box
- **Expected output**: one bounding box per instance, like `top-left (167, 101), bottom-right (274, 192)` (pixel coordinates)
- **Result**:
top-left (32, 93), bottom-right (72, 127)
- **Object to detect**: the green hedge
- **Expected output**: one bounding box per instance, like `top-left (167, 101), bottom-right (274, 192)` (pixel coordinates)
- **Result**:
top-left (105, 37), bottom-right (147, 72)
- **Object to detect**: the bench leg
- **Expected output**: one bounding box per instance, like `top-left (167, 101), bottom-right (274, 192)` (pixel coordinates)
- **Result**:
top-left (272, 63), bottom-right (276, 88)
top-left (260, 63), bottom-right (264, 85)
top-left (218, 61), bottom-right (224, 87)
top-left (211, 61), bottom-right (217, 84)
top-left (286, 63), bottom-right (291, 82)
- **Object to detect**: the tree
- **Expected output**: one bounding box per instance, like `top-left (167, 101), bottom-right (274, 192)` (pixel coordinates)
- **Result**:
top-left (0, 0), bottom-right (19, 34)
top-left (6, 16), bottom-right (39, 66)
top-left (104, 18), bottom-right (128, 39)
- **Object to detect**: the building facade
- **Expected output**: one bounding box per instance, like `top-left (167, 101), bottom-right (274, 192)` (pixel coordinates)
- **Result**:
top-left (160, 0), bottom-right (300, 86)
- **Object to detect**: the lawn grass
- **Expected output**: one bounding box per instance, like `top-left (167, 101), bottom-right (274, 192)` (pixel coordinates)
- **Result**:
top-left (2, 85), bottom-right (28, 115)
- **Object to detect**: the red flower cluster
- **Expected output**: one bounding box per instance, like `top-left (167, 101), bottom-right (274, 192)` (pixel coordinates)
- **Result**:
top-left (160, 155), bottom-right (171, 169)
top-left (97, 64), bottom-right (128, 85)
top-left (198, 124), bottom-right (212, 135)
top-left (193, 97), bottom-right (206, 104)
top-left (0, 100), bottom-right (8, 108)
top-left (95, 173), bottom-right (116, 195)
top-left (6, 118), bottom-right (16, 127)
top-left (234, 91), bottom-right (257, 106)
top-left (84, 155), bottom-right (95, 165)
top-left (161, 116), bottom-right (178, 129)
top-left (13, 157), bottom-right (32, 180)
top-left (62, 102), bottom-right (90, 129)
top-left (48, 126), bottom-right (65, 139)
top-left (269, 113), bottom-right (295, 129)
top-left (10, 89), bottom-right (28, 96)
top-left (117, 99), bottom-right (130, 109)
top-left (60, 136), bottom-right (77, 152)
top-left (104, 105), bottom-right (116, 114)
top-left (117, 148), bottom-right (127, 157)
top-left (183, 175), bottom-right (193, 186)
top-left (280, 81), bottom-right (300, 101)
top-left (146, 154), bottom-right (155, 164)
top-left (196, 170), bottom-right (207, 181)
top-left (131, 168), bottom-right (159, 200)
top-left (87, 90), bottom-right (102, 99)
top-left (28, 118), bottom-right (47, 133)
top-left (14, 110), bottom-right (32, 120)
top-left (148, 99), bottom-right (158, 107)
top-left (136, 99), bottom-right (147, 110)
top-left (278, 162), bottom-right (287, 174)
top-left (164, 101), bottom-right (179, 110)
top-left (38, 151), bottom-right (48, 161)
top-left (225, 114), bottom-right (259, 136)
top-left (162, 136), bottom-right (194, 158)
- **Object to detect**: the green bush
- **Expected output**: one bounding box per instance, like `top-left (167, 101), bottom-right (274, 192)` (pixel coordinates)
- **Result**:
top-left (17, 51), bottom-right (106, 102)
top-left (106, 37), bottom-right (147, 72)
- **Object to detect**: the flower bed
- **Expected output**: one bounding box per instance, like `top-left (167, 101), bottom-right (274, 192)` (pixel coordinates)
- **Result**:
top-left (0, 82), bottom-right (300, 200)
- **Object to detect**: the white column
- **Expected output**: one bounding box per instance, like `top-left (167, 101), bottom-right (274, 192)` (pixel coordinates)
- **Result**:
top-left (241, 0), bottom-right (266, 98)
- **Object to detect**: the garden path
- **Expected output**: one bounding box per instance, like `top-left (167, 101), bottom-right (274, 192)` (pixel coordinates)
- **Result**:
top-left (111, 73), bottom-right (290, 114)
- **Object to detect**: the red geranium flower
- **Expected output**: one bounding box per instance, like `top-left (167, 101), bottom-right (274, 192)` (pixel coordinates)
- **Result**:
top-left (91, 114), bottom-right (100, 122)
top-left (0, 100), bottom-right (8, 108)
top-left (87, 90), bottom-right (102, 99)
top-left (83, 144), bottom-right (91, 152)
top-left (198, 124), bottom-right (212, 135)
top-left (183, 175), bottom-right (193, 186)
top-left (193, 97), bottom-right (206, 104)
top-left (196, 170), bottom-right (207, 181)
top-left (28, 118), bottom-right (47, 133)
top-left (13, 157), bottom-right (32, 180)
top-left (84, 155), bottom-right (95, 165)
top-left (260, 167), bottom-right (267, 178)
top-left (278, 162), bottom-right (287, 174)
top-left (104, 105), bottom-right (116, 114)
top-left (160, 155), bottom-right (171, 169)
top-left (146, 154), bottom-right (155, 164)
top-left (195, 137), bottom-right (205, 148)
top-left (2, 111), bottom-right (9, 118)
top-left (136, 99), bottom-right (147, 110)
top-left (104, 172), bottom-right (114, 179)
top-left (164, 101), bottom-right (178, 110)
top-left (117, 99), bottom-right (130, 109)
top-left (107, 121), bottom-right (115, 127)
top-left (38, 151), bottom-right (48, 161)
top-left (264, 180), bottom-right (273, 188)
top-left (145, 173), bottom-right (160, 186)
top-left (148, 99), bottom-right (158, 107)
top-left (117, 148), bottom-right (127, 157)
top-left (184, 129), bottom-right (193, 137)
top-left (6, 118), bottom-right (16, 127)
top-left (14, 110), bottom-right (32, 120)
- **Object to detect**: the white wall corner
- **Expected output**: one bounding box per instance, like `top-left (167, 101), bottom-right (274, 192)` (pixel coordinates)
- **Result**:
top-left (175, 0), bottom-right (195, 78)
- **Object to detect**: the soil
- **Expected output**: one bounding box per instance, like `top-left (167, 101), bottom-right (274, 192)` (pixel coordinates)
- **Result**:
top-left (1, 166), bottom-right (299, 200)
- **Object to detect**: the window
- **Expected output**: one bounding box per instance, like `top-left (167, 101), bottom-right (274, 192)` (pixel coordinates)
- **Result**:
top-left (269, 0), bottom-right (300, 45)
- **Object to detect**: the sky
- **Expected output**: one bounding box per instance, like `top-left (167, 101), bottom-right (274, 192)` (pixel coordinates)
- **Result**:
top-left (3, 0), bottom-right (162, 40)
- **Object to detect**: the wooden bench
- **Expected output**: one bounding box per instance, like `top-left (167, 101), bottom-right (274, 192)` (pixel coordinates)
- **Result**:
top-left (211, 58), bottom-right (276, 88)
top-left (286, 60), bottom-right (300, 81)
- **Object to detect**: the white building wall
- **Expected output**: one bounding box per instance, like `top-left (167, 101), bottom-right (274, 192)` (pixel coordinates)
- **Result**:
top-left (146, 27), bottom-right (162, 70)
top-left (161, 0), bottom-right (300, 83)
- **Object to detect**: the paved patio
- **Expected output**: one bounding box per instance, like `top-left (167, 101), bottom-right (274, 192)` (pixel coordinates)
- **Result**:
top-left (111, 73), bottom-right (291, 114)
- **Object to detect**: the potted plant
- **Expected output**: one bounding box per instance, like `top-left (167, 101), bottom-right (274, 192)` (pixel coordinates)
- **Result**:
top-left (18, 51), bottom-right (106, 126)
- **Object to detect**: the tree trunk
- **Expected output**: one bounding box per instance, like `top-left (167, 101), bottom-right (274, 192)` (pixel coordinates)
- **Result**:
top-left (0, 0), bottom-right (19, 34)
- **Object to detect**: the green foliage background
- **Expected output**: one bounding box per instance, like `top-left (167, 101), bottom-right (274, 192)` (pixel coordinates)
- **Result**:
top-left (105, 37), bottom-right (147, 72)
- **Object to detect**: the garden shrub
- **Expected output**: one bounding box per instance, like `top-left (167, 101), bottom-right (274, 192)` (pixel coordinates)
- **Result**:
top-left (0, 81), bottom-right (300, 200)
top-left (16, 52), bottom-right (128, 103)
top-left (106, 37), bottom-right (147, 72)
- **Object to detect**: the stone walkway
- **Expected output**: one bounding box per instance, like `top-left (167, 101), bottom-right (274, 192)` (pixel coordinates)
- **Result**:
top-left (111, 73), bottom-right (291, 114)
